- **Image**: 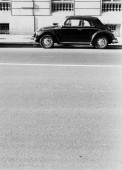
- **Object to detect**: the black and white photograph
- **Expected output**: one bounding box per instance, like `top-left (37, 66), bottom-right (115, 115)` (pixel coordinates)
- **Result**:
top-left (0, 0), bottom-right (122, 170)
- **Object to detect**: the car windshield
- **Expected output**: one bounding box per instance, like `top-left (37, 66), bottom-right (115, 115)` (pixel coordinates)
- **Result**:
top-left (58, 17), bottom-right (67, 27)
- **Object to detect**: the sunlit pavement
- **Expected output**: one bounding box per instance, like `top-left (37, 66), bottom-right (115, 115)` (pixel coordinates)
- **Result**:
top-left (0, 48), bottom-right (122, 170)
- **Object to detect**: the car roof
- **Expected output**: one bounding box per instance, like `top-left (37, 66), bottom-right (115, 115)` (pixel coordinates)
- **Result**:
top-left (66, 16), bottom-right (98, 20)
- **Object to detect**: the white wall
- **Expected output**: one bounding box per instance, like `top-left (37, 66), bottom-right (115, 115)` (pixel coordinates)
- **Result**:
top-left (10, 0), bottom-right (51, 34)
top-left (12, 0), bottom-right (51, 16)
top-left (10, 16), bottom-right (34, 34)
top-left (75, 0), bottom-right (101, 15)
top-left (9, 0), bottom-right (122, 36)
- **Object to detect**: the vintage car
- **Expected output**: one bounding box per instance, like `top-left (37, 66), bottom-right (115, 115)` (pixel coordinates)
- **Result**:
top-left (33, 16), bottom-right (118, 49)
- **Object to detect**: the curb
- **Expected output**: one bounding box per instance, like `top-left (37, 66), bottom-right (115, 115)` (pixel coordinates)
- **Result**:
top-left (0, 36), bottom-right (122, 46)
top-left (0, 42), bottom-right (34, 45)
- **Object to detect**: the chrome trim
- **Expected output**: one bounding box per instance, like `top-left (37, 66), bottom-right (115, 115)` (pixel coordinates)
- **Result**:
top-left (61, 42), bottom-right (90, 45)
top-left (112, 39), bottom-right (118, 44)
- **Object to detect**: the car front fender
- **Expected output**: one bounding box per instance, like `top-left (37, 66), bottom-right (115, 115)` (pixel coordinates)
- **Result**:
top-left (37, 31), bottom-right (60, 44)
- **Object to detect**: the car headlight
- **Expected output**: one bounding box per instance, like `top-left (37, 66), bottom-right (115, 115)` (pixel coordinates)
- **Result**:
top-left (36, 28), bottom-right (43, 32)
top-left (35, 28), bottom-right (43, 36)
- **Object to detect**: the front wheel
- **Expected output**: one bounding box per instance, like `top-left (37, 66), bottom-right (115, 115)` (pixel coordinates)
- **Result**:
top-left (40, 35), bottom-right (54, 48)
top-left (93, 36), bottom-right (108, 49)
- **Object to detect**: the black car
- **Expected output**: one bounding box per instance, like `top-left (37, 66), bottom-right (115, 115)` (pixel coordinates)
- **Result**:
top-left (33, 16), bottom-right (118, 49)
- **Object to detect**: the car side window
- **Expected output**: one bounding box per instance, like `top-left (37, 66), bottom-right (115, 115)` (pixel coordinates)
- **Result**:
top-left (65, 19), bottom-right (80, 27)
top-left (70, 19), bottom-right (80, 26)
top-left (79, 20), bottom-right (91, 27)
top-left (65, 19), bottom-right (91, 27)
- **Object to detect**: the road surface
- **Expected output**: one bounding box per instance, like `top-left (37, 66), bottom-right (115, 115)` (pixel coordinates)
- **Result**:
top-left (0, 46), bottom-right (122, 170)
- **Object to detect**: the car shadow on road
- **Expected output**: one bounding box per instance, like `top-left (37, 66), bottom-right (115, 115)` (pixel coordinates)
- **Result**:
top-left (106, 45), bottom-right (122, 49)
top-left (0, 43), bottom-right (122, 49)
top-left (53, 44), bottom-right (122, 50)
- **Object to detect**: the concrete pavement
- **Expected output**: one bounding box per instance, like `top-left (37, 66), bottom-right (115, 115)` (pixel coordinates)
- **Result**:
top-left (0, 34), bottom-right (122, 45)
top-left (0, 46), bottom-right (122, 170)
top-left (0, 35), bottom-right (34, 44)
top-left (0, 49), bottom-right (122, 170)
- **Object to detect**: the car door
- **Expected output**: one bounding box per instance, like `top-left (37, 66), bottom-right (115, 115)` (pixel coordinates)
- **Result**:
top-left (60, 19), bottom-right (93, 43)
top-left (60, 19), bottom-right (81, 43)
top-left (76, 19), bottom-right (93, 43)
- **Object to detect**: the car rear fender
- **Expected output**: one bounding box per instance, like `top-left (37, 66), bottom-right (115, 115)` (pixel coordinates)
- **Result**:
top-left (37, 31), bottom-right (60, 44)
top-left (91, 30), bottom-right (113, 45)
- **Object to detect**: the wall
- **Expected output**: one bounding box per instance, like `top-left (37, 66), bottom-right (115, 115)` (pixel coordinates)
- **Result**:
top-left (10, 16), bottom-right (34, 34)
top-left (10, 0), bottom-right (122, 36)
top-left (74, 0), bottom-right (101, 15)
top-left (11, 0), bottom-right (51, 34)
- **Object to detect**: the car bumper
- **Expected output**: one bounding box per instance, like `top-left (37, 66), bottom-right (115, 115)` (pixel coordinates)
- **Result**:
top-left (112, 38), bottom-right (118, 44)
top-left (31, 35), bottom-right (34, 39)
top-left (32, 36), bottom-right (38, 42)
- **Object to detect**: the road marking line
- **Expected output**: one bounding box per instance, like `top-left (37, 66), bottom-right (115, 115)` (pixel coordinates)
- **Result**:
top-left (0, 63), bottom-right (122, 67)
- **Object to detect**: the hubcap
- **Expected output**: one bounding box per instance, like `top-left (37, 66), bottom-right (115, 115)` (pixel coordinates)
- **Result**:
top-left (97, 38), bottom-right (107, 48)
top-left (42, 37), bottom-right (52, 47)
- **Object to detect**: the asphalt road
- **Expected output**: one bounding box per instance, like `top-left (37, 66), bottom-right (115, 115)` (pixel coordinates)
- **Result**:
top-left (0, 45), bottom-right (122, 170)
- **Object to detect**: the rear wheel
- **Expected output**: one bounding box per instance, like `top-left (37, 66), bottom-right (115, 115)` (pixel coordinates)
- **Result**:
top-left (40, 35), bottom-right (54, 48)
top-left (94, 36), bottom-right (108, 49)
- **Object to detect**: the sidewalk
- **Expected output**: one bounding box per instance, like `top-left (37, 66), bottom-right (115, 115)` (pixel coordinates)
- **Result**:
top-left (0, 35), bottom-right (34, 44)
top-left (0, 34), bottom-right (122, 45)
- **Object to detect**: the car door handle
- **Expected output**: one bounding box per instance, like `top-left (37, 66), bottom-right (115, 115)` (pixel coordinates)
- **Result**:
top-left (78, 28), bottom-right (83, 31)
